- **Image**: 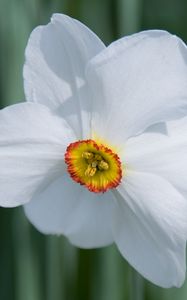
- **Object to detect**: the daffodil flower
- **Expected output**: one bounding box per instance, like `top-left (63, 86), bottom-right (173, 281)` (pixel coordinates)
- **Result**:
top-left (1, 14), bottom-right (187, 287)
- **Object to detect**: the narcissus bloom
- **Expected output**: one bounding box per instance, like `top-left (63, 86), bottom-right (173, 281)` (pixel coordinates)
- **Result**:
top-left (1, 14), bottom-right (187, 287)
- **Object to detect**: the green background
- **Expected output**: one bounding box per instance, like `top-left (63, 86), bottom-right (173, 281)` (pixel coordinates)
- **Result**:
top-left (0, 0), bottom-right (187, 299)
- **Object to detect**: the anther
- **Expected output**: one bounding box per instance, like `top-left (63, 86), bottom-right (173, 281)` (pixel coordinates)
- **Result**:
top-left (82, 151), bottom-right (94, 160)
top-left (85, 164), bottom-right (97, 177)
top-left (98, 160), bottom-right (109, 170)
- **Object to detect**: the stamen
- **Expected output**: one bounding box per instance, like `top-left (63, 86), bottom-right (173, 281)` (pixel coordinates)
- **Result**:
top-left (82, 151), bottom-right (94, 160)
top-left (98, 160), bottom-right (109, 170)
top-left (85, 164), bottom-right (97, 177)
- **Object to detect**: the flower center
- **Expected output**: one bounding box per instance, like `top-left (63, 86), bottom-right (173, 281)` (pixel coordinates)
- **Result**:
top-left (65, 139), bottom-right (122, 193)
top-left (83, 151), bottom-right (109, 177)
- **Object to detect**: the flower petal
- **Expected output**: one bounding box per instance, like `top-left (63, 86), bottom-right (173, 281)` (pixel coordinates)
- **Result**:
top-left (24, 174), bottom-right (115, 248)
top-left (86, 30), bottom-right (187, 143)
top-left (113, 172), bottom-right (187, 287)
top-left (124, 117), bottom-right (187, 198)
top-left (0, 102), bottom-right (75, 207)
top-left (24, 13), bottom-right (105, 138)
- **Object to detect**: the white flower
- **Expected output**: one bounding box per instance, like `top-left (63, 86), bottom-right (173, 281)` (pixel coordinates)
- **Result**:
top-left (1, 13), bottom-right (187, 288)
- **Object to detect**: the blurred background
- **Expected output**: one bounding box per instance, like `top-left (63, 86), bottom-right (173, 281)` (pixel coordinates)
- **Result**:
top-left (0, 0), bottom-right (187, 299)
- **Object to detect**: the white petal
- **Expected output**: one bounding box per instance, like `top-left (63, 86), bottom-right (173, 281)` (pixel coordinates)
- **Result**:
top-left (0, 102), bottom-right (75, 207)
top-left (24, 13), bottom-right (105, 138)
top-left (124, 117), bottom-right (187, 198)
top-left (86, 30), bottom-right (187, 144)
top-left (24, 174), bottom-right (115, 248)
top-left (113, 172), bottom-right (187, 287)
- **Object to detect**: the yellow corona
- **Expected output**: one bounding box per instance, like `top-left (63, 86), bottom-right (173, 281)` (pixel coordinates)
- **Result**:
top-left (65, 140), bottom-right (122, 193)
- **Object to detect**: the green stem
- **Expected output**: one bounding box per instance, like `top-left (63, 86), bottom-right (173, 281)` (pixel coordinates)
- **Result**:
top-left (130, 268), bottom-right (144, 300)
top-left (117, 0), bottom-right (142, 36)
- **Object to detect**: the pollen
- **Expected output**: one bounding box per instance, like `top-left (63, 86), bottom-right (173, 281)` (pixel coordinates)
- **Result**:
top-left (65, 139), bottom-right (122, 193)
